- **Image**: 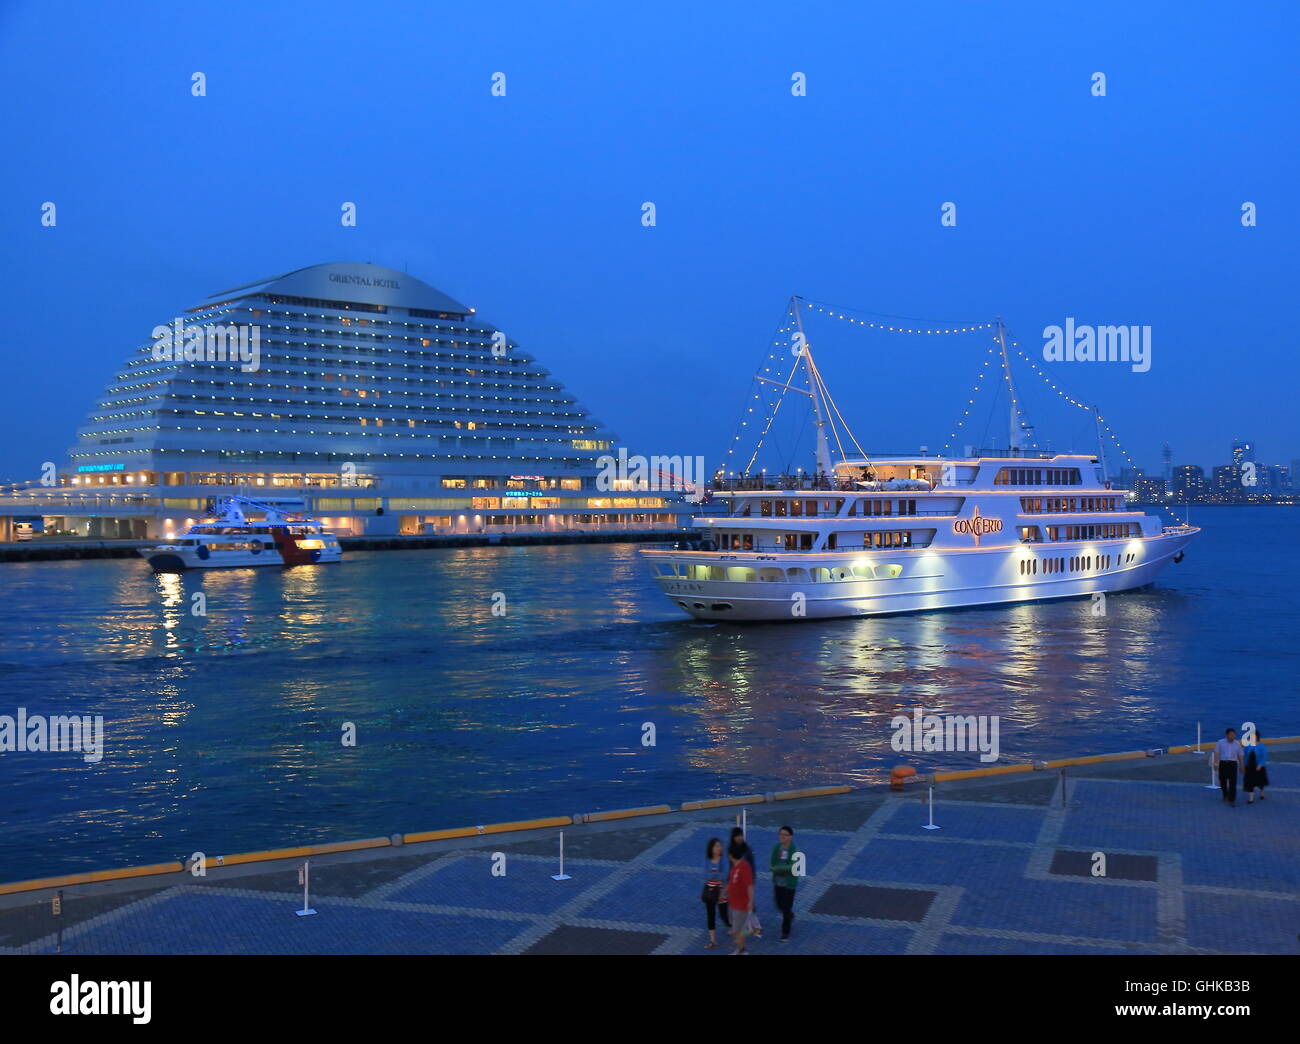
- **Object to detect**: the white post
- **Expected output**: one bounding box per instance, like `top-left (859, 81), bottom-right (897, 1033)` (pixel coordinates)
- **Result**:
top-left (922, 786), bottom-right (940, 830)
top-left (1196, 722), bottom-right (1201, 754)
top-left (742, 807), bottom-right (748, 838)
top-left (551, 831), bottom-right (572, 881)
top-left (295, 860), bottom-right (317, 917)
top-left (1204, 729), bottom-right (1219, 789)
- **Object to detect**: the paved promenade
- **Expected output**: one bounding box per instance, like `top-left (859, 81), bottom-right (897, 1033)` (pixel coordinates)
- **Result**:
top-left (3, 749), bottom-right (1297, 955)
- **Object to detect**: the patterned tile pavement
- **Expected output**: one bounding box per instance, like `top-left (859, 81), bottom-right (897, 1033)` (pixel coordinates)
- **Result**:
top-left (3, 751), bottom-right (1297, 955)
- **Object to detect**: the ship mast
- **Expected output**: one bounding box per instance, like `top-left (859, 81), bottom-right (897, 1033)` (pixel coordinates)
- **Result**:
top-left (994, 316), bottom-right (1027, 455)
top-left (1092, 406), bottom-right (1110, 482)
top-left (792, 296), bottom-right (834, 483)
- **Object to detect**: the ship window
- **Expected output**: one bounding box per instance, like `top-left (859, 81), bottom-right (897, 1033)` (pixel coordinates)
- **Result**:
top-left (726, 567), bottom-right (756, 582)
top-left (852, 564), bottom-right (875, 579)
top-left (800, 533), bottom-right (813, 551)
top-left (786, 567), bottom-right (808, 582)
top-left (831, 567), bottom-right (853, 581)
top-left (804, 500), bottom-right (818, 517)
top-left (760, 501), bottom-right (773, 517)
top-left (811, 567), bottom-right (831, 583)
top-left (742, 534), bottom-right (754, 550)
top-left (775, 500), bottom-right (788, 517)
top-left (759, 568), bottom-right (783, 582)
top-left (877, 564), bottom-right (903, 578)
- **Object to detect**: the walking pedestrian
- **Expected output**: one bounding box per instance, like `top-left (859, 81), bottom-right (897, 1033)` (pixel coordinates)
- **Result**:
top-left (1213, 727), bottom-right (1244, 807)
top-left (1244, 730), bottom-right (1270, 804)
top-left (727, 838), bottom-right (754, 955)
top-left (770, 825), bottom-right (800, 942)
top-left (730, 825), bottom-right (761, 938)
top-left (702, 837), bottom-right (729, 948)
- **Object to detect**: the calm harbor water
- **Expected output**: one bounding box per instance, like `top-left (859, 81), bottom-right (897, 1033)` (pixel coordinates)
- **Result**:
top-left (0, 505), bottom-right (1295, 882)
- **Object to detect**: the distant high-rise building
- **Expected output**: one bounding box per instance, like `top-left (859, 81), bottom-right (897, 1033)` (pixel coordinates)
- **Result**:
top-left (1118, 466), bottom-right (1143, 492)
top-left (1161, 442), bottom-right (1173, 481)
top-left (1213, 464), bottom-right (1245, 502)
top-left (1172, 464), bottom-right (1205, 501)
top-left (1134, 476), bottom-right (1167, 502)
top-left (1231, 439), bottom-right (1255, 465)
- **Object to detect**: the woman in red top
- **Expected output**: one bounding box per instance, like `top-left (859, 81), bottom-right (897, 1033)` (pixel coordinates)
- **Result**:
top-left (727, 840), bottom-right (755, 954)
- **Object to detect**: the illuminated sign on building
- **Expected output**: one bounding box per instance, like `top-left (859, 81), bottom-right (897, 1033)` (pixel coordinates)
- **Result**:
top-left (504, 490), bottom-right (543, 498)
top-left (77, 464), bottom-right (125, 473)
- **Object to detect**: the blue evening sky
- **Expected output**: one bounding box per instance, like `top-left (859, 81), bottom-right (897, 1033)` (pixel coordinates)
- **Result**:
top-left (1, 0), bottom-right (1296, 480)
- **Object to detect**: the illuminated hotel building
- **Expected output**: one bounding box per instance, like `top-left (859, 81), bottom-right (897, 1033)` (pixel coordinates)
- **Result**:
top-left (3, 263), bottom-right (687, 540)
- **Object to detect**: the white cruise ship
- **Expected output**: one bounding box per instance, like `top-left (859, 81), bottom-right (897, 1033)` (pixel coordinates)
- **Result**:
top-left (643, 300), bottom-right (1198, 621)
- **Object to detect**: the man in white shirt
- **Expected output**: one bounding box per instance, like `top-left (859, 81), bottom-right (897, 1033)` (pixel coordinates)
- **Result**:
top-left (1213, 727), bottom-right (1244, 807)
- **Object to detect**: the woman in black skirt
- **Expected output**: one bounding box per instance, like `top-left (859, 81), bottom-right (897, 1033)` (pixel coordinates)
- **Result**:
top-left (1244, 731), bottom-right (1270, 804)
top-left (702, 837), bottom-right (730, 947)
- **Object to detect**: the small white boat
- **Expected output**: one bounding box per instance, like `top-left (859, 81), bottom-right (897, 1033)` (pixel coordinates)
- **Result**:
top-left (139, 497), bottom-right (343, 572)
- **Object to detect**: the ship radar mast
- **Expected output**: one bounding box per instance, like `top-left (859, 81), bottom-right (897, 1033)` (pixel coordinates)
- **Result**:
top-left (792, 297), bottom-right (835, 482)
top-left (994, 316), bottom-right (1033, 455)
top-left (1093, 406), bottom-right (1110, 482)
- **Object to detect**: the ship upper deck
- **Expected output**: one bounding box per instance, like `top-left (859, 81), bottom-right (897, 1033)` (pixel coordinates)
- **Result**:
top-left (716, 453), bottom-right (1115, 496)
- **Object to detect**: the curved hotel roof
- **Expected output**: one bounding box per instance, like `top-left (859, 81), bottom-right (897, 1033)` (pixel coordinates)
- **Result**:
top-left (68, 262), bottom-right (617, 489)
top-left (206, 262), bottom-right (473, 316)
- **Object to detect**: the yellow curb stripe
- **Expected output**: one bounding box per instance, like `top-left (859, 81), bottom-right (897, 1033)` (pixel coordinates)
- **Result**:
top-left (0, 861), bottom-right (184, 896)
top-left (773, 785), bottom-right (853, 801)
top-left (1044, 750), bottom-right (1146, 769)
top-left (403, 826), bottom-right (481, 844)
top-left (403, 817), bottom-right (571, 845)
top-left (584, 804), bottom-right (672, 823)
top-left (209, 838), bottom-right (392, 867)
top-left (480, 816), bottom-right (572, 835)
top-left (680, 795), bottom-right (765, 811)
top-left (932, 764), bottom-right (1034, 782)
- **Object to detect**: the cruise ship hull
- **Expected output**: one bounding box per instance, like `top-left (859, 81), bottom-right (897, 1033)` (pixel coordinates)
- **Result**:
top-left (646, 528), bottom-right (1197, 622)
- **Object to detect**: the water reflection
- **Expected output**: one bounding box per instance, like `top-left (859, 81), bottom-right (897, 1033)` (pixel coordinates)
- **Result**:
top-left (0, 509), bottom-right (1293, 879)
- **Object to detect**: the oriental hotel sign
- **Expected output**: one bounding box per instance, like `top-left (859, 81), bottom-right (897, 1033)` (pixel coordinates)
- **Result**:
top-left (329, 273), bottom-right (400, 290)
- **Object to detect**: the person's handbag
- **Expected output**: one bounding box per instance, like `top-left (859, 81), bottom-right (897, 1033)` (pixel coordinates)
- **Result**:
top-left (701, 881), bottom-right (721, 904)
